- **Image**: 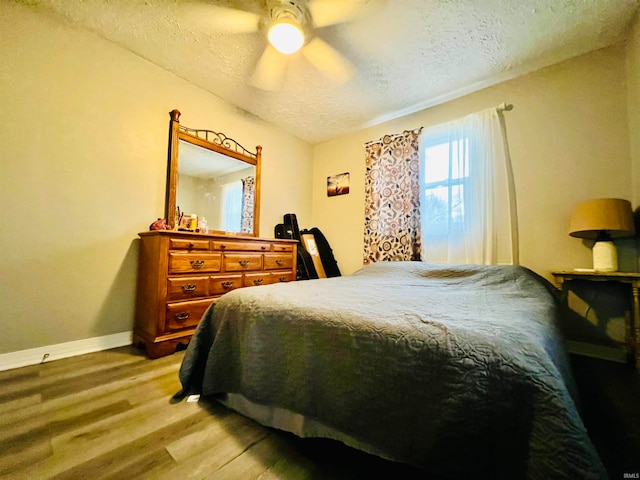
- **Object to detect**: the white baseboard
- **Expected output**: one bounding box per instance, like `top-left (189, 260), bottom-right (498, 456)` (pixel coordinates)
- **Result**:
top-left (0, 331), bottom-right (133, 372)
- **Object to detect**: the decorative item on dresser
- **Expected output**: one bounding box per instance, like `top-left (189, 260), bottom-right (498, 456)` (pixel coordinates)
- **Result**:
top-left (134, 109), bottom-right (297, 358)
top-left (134, 231), bottom-right (297, 358)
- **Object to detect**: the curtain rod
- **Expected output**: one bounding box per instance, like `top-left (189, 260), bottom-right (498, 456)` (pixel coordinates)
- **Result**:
top-left (363, 104), bottom-right (512, 147)
top-left (497, 102), bottom-right (513, 112)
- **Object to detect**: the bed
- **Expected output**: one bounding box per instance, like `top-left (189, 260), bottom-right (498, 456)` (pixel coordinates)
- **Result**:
top-left (178, 261), bottom-right (606, 479)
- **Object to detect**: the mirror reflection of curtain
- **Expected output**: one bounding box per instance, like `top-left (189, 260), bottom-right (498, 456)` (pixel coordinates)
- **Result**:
top-left (362, 129), bottom-right (423, 264)
top-left (241, 176), bottom-right (255, 233)
top-left (220, 181), bottom-right (242, 232)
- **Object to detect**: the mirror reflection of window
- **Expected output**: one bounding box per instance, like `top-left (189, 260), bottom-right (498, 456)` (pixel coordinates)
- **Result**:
top-left (177, 139), bottom-right (256, 233)
top-left (221, 181), bottom-right (243, 232)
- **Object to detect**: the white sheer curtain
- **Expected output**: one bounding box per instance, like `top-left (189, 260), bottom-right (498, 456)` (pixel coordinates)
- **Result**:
top-left (220, 181), bottom-right (243, 232)
top-left (420, 106), bottom-right (518, 265)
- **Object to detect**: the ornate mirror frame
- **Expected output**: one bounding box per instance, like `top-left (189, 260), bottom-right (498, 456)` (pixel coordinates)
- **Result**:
top-left (166, 109), bottom-right (262, 236)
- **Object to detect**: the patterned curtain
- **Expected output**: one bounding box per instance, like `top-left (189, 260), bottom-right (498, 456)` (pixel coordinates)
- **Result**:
top-left (363, 129), bottom-right (423, 264)
top-left (240, 176), bottom-right (255, 233)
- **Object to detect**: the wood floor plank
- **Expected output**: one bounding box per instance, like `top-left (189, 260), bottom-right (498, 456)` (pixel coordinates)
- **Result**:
top-left (156, 416), bottom-right (270, 480)
top-left (0, 347), bottom-right (145, 400)
top-left (47, 409), bottom-right (215, 480)
top-left (40, 351), bottom-right (182, 400)
top-left (100, 447), bottom-right (178, 480)
top-left (0, 364), bottom-right (41, 382)
top-left (0, 400), bottom-right (133, 454)
top-left (0, 365), bottom-right (178, 428)
top-left (51, 393), bottom-right (193, 453)
top-left (0, 393), bottom-right (42, 416)
top-left (36, 346), bottom-right (146, 378)
top-left (0, 438), bottom-right (53, 476)
top-left (0, 352), bottom-right (154, 403)
top-left (209, 431), bottom-right (314, 480)
top-left (0, 346), bottom-right (433, 479)
top-left (165, 401), bottom-right (253, 462)
top-left (15, 394), bottom-right (196, 478)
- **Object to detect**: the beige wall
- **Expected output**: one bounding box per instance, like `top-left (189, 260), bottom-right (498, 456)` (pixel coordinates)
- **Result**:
top-left (628, 12), bottom-right (640, 210)
top-left (0, 2), bottom-right (313, 354)
top-left (312, 43), bottom-right (634, 279)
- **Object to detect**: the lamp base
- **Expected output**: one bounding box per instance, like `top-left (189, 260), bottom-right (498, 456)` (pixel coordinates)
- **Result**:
top-left (593, 240), bottom-right (618, 272)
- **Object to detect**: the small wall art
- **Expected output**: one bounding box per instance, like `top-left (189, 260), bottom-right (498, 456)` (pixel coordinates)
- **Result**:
top-left (327, 172), bottom-right (350, 197)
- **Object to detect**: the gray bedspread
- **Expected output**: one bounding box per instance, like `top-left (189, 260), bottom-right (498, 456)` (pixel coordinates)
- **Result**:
top-left (179, 261), bottom-right (606, 479)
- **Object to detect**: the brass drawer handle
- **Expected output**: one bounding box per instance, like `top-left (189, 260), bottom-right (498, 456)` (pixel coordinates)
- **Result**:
top-left (175, 312), bottom-right (190, 321)
top-left (222, 281), bottom-right (234, 289)
top-left (261, 245), bottom-right (267, 250)
top-left (276, 259), bottom-right (283, 266)
top-left (253, 278), bottom-right (264, 286)
top-left (279, 276), bottom-right (287, 282)
top-left (220, 244), bottom-right (227, 249)
top-left (181, 284), bottom-right (196, 292)
top-left (190, 260), bottom-right (204, 269)
top-left (239, 260), bottom-right (250, 267)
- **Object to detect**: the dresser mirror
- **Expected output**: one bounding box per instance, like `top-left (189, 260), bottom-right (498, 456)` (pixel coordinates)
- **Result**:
top-left (166, 109), bottom-right (261, 236)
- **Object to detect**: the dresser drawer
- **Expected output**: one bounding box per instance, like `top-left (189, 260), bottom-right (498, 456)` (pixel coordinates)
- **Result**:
top-left (272, 243), bottom-right (294, 252)
top-left (165, 299), bottom-right (214, 331)
top-left (244, 272), bottom-right (271, 287)
top-left (169, 238), bottom-right (210, 251)
top-left (213, 240), bottom-right (270, 252)
top-left (271, 271), bottom-right (295, 283)
top-left (167, 276), bottom-right (209, 301)
top-left (210, 274), bottom-right (243, 295)
top-left (263, 253), bottom-right (293, 270)
top-left (223, 253), bottom-right (263, 272)
top-left (169, 253), bottom-right (222, 274)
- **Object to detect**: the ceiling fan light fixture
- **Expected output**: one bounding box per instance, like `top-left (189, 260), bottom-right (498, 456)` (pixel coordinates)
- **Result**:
top-left (268, 19), bottom-right (304, 54)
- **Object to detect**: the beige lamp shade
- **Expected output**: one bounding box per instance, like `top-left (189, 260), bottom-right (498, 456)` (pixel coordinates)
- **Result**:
top-left (569, 198), bottom-right (635, 240)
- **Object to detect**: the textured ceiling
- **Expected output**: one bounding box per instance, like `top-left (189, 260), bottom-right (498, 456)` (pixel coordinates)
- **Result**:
top-left (22, 0), bottom-right (640, 144)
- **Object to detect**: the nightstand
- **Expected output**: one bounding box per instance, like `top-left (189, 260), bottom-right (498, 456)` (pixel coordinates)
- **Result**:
top-left (551, 270), bottom-right (640, 371)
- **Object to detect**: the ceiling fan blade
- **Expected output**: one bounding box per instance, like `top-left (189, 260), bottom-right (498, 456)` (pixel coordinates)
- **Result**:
top-left (251, 44), bottom-right (289, 91)
top-left (197, 5), bottom-right (261, 34)
top-left (301, 37), bottom-right (354, 84)
top-left (308, 0), bottom-right (365, 28)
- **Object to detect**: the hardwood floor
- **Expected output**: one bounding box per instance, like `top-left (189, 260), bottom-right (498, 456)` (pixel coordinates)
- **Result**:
top-left (0, 346), bottom-right (426, 480)
top-left (2, 346), bottom-right (639, 479)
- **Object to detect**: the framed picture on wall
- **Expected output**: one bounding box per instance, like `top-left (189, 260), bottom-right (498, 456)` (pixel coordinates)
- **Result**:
top-left (327, 172), bottom-right (350, 197)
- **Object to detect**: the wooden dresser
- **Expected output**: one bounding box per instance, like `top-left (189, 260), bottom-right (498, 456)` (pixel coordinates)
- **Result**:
top-left (134, 230), bottom-right (297, 358)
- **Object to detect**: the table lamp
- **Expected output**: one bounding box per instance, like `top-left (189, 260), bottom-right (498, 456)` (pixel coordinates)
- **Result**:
top-left (569, 198), bottom-right (635, 272)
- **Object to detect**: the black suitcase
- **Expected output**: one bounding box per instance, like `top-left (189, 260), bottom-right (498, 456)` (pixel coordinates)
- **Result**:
top-left (303, 227), bottom-right (341, 277)
top-left (283, 213), bottom-right (301, 240)
top-left (278, 213), bottom-right (318, 281)
top-left (274, 223), bottom-right (293, 239)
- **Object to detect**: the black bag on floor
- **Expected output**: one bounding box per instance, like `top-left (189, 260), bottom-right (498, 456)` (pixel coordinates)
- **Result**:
top-left (302, 227), bottom-right (341, 278)
top-left (276, 214), bottom-right (318, 281)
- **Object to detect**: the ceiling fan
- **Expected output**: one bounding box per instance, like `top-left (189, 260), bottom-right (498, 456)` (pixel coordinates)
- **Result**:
top-left (207, 0), bottom-right (363, 90)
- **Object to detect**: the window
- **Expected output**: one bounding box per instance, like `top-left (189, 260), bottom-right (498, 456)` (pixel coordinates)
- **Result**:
top-left (419, 108), bottom-right (518, 265)
top-left (421, 134), bottom-right (469, 235)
